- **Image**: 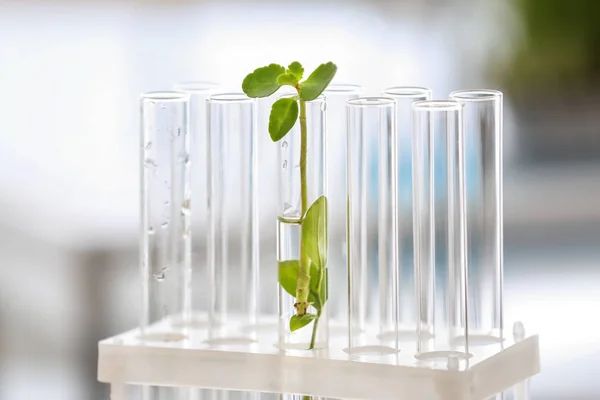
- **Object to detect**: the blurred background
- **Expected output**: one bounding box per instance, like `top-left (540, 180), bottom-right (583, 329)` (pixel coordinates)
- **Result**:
top-left (1, 0), bottom-right (599, 399)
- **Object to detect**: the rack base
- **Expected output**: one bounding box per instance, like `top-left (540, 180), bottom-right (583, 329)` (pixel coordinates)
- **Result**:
top-left (98, 317), bottom-right (539, 400)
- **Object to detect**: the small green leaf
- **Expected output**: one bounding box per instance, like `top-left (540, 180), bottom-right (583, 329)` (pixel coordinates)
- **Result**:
top-left (277, 73), bottom-right (299, 86)
top-left (269, 97), bottom-right (298, 142)
top-left (301, 196), bottom-right (328, 270)
top-left (287, 61), bottom-right (304, 80)
top-left (299, 62), bottom-right (337, 101)
top-left (290, 313), bottom-right (316, 332)
top-left (242, 64), bottom-right (285, 98)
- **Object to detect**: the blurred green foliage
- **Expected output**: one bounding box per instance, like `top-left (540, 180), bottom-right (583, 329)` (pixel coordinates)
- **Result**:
top-left (499, 0), bottom-right (600, 93)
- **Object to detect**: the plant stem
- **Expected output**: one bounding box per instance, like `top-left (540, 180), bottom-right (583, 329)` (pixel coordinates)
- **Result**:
top-left (295, 98), bottom-right (310, 316)
top-left (299, 100), bottom-right (308, 214)
top-left (296, 97), bottom-right (323, 351)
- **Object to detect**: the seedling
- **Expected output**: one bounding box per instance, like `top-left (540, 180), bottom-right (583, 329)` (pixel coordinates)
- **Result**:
top-left (242, 61), bottom-right (337, 349)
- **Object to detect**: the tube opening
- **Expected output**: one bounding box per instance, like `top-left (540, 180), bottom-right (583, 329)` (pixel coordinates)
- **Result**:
top-left (383, 86), bottom-right (432, 98)
top-left (208, 93), bottom-right (254, 103)
top-left (174, 81), bottom-right (220, 93)
top-left (324, 83), bottom-right (363, 94)
top-left (413, 100), bottom-right (461, 111)
top-left (142, 91), bottom-right (190, 102)
top-left (449, 89), bottom-right (502, 102)
top-left (347, 97), bottom-right (395, 107)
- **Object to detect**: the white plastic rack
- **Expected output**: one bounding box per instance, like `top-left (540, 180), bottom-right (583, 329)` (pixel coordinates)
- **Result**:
top-left (98, 317), bottom-right (540, 400)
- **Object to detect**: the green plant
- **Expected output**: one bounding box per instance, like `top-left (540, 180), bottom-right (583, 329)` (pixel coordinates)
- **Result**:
top-left (242, 61), bottom-right (336, 349)
top-left (493, 0), bottom-right (600, 93)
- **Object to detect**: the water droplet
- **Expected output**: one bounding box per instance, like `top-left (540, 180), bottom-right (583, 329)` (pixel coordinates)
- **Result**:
top-left (161, 222), bottom-right (169, 229)
top-left (144, 159), bottom-right (158, 169)
top-left (177, 128), bottom-right (181, 136)
top-left (153, 272), bottom-right (165, 281)
top-left (181, 198), bottom-right (191, 216)
top-left (178, 153), bottom-right (189, 164)
top-left (320, 101), bottom-right (327, 112)
top-left (160, 104), bottom-right (166, 109)
top-left (281, 141), bottom-right (288, 148)
top-left (294, 164), bottom-right (300, 170)
top-left (145, 142), bottom-right (152, 150)
top-left (148, 226), bottom-right (155, 235)
top-left (164, 201), bottom-right (170, 206)
top-left (282, 160), bottom-right (288, 169)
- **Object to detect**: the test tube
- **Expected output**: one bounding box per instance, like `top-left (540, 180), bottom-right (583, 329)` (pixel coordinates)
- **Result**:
top-left (382, 86), bottom-right (432, 338)
top-left (449, 90), bottom-right (503, 343)
top-left (206, 93), bottom-right (259, 344)
top-left (277, 95), bottom-right (328, 351)
top-left (322, 83), bottom-right (363, 332)
top-left (512, 322), bottom-right (530, 400)
top-left (346, 97), bottom-right (399, 357)
top-left (173, 82), bottom-right (219, 325)
top-left (140, 91), bottom-right (191, 340)
top-left (412, 100), bottom-right (469, 361)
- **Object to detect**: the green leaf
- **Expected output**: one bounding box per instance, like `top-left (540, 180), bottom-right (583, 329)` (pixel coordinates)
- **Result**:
top-left (242, 64), bottom-right (285, 98)
top-left (309, 262), bottom-right (320, 293)
top-left (268, 97), bottom-right (298, 142)
top-left (287, 61), bottom-right (304, 80)
top-left (308, 265), bottom-right (328, 311)
top-left (301, 196), bottom-right (328, 270)
top-left (278, 260), bottom-right (319, 307)
top-left (298, 62), bottom-right (337, 101)
top-left (277, 73), bottom-right (299, 87)
top-left (319, 268), bottom-right (328, 306)
top-left (308, 262), bottom-right (322, 310)
top-left (278, 260), bottom-right (299, 298)
top-left (290, 313), bottom-right (316, 332)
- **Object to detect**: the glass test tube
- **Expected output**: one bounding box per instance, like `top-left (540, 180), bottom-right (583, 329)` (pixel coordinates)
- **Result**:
top-left (206, 93), bottom-right (259, 344)
top-left (382, 87), bottom-right (432, 338)
top-left (277, 95), bottom-right (328, 350)
top-left (412, 100), bottom-right (469, 361)
top-left (140, 91), bottom-right (191, 340)
top-left (173, 82), bottom-right (219, 326)
top-left (322, 83), bottom-right (363, 332)
top-left (346, 97), bottom-right (399, 357)
top-left (450, 90), bottom-right (504, 343)
top-left (512, 322), bottom-right (530, 400)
